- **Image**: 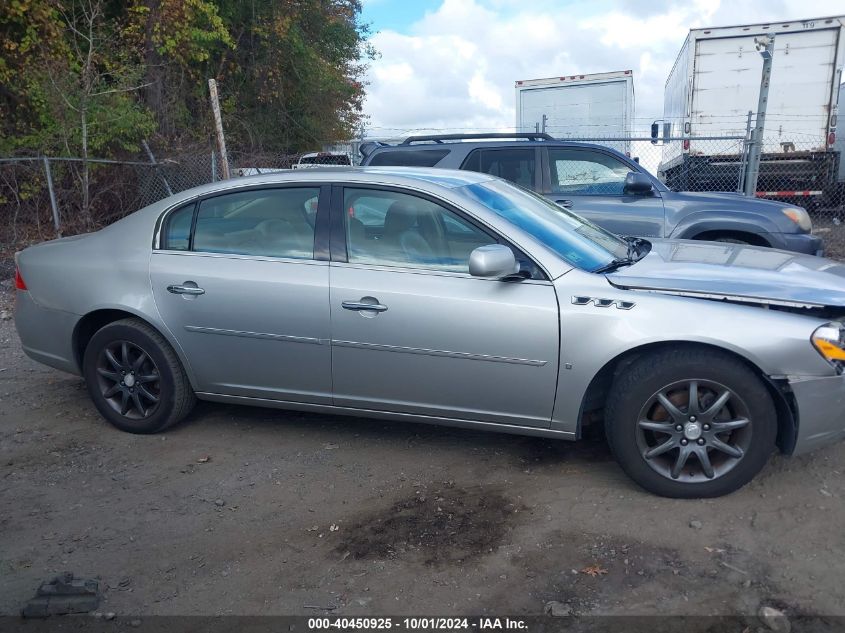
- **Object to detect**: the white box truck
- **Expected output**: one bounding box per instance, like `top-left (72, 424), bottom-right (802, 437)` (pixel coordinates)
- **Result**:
top-left (656, 16), bottom-right (844, 204)
top-left (515, 70), bottom-right (634, 154)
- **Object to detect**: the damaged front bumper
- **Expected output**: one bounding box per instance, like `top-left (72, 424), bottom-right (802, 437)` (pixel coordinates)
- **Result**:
top-left (789, 373), bottom-right (845, 455)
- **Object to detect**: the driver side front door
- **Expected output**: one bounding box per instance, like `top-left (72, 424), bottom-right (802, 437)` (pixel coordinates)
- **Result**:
top-left (541, 147), bottom-right (666, 238)
top-left (328, 185), bottom-right (560, 428)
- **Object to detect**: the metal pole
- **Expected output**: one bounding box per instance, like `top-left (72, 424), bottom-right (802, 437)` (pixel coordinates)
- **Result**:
top-left (41, 157), bottom-right (61, 236)
top-left (141, 140), bottom-right (173, 197)
top-left (737, 110), bottom-right (753, 193)
top-left (211, 150), bottom-right (217, 182)
top-left (207, 78), bottom-right (231, 179)
top-left (541, 114), bottom-right (547, 134)
top-left (744, 35), bottom-right (775, 197)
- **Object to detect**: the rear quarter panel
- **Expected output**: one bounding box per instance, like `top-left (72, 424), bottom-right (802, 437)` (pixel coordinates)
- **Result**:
top-left (15, 203), bottom-right (193, 379)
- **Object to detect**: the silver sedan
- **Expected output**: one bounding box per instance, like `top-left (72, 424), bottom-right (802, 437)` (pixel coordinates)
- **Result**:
top-left (13, 167), bottom-right (845, 497)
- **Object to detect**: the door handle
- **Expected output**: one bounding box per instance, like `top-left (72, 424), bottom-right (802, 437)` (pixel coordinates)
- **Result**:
top-left (167, 284), bottom-right (205, 296)
top-left (556, 199), bottom-right (573, 208)
top-left (342, 300), bottom-right (388, 313)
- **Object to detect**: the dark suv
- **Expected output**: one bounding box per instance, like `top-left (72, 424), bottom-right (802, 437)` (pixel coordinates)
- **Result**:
top-left (360, 133), bottom-right (823, 256)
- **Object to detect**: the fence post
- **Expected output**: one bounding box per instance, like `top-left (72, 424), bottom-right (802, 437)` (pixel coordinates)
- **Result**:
top-left (743, 35), bottom-right (775, 197)
top-left (211, 150), bottom-right (217, 182)
top-left (207, 78), bottom-right (231, 179)
top-left (141, 140), bottom-right (173, 197)
top-left (737, 111), bottom-right (753, 193)
top-left (41, 157), bottom-right (61, 237)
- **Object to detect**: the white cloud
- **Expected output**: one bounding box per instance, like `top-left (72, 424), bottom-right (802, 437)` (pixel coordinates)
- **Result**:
top-left (362, 0), bottom-right (844, 137)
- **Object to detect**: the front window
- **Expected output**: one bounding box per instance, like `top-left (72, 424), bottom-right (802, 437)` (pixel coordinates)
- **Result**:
top-left (549, 149), bottom-right (632, 195)
top-left (459, 179), bottom-right (628, 270)
top-left (343, 188), bottom-right (496, 273)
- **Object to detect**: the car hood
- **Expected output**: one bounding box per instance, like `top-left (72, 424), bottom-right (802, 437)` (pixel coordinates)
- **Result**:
top-left (607, 239), bottom-right (845, 307)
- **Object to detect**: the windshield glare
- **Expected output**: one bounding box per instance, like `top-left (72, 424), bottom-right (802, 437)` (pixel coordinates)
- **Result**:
top-left (460, 180), bottom-right (629, 271)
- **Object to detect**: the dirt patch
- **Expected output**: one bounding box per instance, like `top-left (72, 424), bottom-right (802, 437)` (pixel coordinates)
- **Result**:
top-left (335, 484), bottom-right (522, 565)
top-left (492, 528), bottom-right (792, 617)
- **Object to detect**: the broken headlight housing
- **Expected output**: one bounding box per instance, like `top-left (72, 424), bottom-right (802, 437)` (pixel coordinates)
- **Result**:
top-left (812, 323), bottom-right (845, 374)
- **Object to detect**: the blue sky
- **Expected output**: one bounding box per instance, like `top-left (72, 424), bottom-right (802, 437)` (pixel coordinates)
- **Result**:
top-left (361, 0), bottom-right (442, 32)
top-left (360, 0), bottom-right (845, 136)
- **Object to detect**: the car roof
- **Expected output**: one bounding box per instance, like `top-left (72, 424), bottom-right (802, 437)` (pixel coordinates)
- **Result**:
top-left (151, 167), bottom-right (498, 209)
top-left (366, 139), bottom-right (631, 156)
top-left (236, 166), bottom-right (495, 187)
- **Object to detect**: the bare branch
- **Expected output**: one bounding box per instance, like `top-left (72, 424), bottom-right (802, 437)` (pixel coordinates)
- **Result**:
top-left (89, 82), bottom-right (154, 98)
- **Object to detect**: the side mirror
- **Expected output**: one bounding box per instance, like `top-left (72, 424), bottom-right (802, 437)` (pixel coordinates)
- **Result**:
top-left (624, 171), bottom-right (654, 196)
top-left (469, 244), bottom-right (519, 279)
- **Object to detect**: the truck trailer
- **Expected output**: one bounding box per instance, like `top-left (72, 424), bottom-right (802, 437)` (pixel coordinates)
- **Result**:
top-left (656, 16), bottom-right (844, 205)
top-left (515, 70), bottom-right (634, 154)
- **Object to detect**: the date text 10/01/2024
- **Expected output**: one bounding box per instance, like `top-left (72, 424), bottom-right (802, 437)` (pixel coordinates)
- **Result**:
top-left (307, 618), bottom-right (528, 630)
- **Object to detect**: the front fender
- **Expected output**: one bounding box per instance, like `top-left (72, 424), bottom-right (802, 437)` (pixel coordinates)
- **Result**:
top-left (669, 212), bottom-right (785, 247)
top-left (549, 269), bottom-right (834, 435)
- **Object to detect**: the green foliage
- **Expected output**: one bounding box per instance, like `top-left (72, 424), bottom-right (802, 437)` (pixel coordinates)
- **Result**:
top-left (0, 0), bottom-right (374, 156)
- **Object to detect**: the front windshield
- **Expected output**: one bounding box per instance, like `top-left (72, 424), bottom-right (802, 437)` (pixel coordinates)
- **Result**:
top-left (460, 179), bottom-right (629, 271)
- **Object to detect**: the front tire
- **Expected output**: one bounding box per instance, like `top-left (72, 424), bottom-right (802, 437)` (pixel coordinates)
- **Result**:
top-left (82, 318), bottom-right (196, 434)
top-left (605, 347), bottom-right (777, 498)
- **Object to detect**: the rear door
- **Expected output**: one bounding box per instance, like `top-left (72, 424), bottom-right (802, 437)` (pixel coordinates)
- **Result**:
top-left (150, 185), bottom-right (332, 403)
top-left (540, 147), bottom-right (666, 237)
top-left (460, 147), bottom-right (542, 191)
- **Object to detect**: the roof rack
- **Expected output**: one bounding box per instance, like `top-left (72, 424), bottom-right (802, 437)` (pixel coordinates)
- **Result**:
top-left (400, 132), bottom-right (554, 145)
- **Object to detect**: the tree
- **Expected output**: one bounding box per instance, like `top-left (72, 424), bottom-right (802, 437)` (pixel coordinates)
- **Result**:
top-left (0, 0), bottom-right (375, 157)
top-left (44, 0), bottom-right (155, 225)
top-left (210, 0), bottom-right (375, 152)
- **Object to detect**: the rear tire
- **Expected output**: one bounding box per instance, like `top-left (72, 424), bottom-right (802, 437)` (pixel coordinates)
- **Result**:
top-left (82, 318), bottom-right (195, 434)
top-left (605, 347), bottom-right (776, 498)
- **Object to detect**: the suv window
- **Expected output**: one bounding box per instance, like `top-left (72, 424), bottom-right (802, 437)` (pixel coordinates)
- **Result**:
top-left (462, 148), bottom-right (535, 189)
top-left (368, 149), bottom-right (450, 167)
top-left (549, 149), bottom-right (631, 195)
top-left (190, 188), bottom-right (319, 259)
top-left (344, 188), bottom-right (495, 273)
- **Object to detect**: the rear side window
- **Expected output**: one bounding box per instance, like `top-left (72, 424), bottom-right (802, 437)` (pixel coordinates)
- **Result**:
top-left (461, 148), bottom-right (535, 189)
top-left (162, 203), bottom-right (194, 251)
top-left (368, 149), bottom-right (450, 167)
top-left (161, 188), bottom-right (320, 259)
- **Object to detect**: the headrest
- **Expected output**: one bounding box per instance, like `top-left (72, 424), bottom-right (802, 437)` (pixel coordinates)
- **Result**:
top-left (384, 201), bottom-right (418, 235)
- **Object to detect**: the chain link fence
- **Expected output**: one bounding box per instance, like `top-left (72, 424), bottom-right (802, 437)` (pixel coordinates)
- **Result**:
top-left (2, 127), bottom-right (844, 265)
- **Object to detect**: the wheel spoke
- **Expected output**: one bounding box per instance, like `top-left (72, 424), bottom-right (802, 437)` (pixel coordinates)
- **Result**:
top-left (688, 381), bottom-right (700, 415)
top-left (645, 438), bottom-right (677, 459)
top-left (97, 368), bottom-right (120, 381)
top-left (138, 385), bottom-right (159, 403)
top-left (656, 393), bottom-right (684, 421)
top-left (670, 445), bottom-right (692, 479)
top-left (131, 391), bottom-right (146, 417)
top-left (132, 352), bottom-right (148, 372)
top-left (710, 418), bottom-right (749, 433)
top-left (104, 348), bottom-right (122, 371)
top-left (103, 383), bottom-right (121, 398)
top-left (120, 390), bottom-right (131, 415)
top-left (136, 373), bottom-right (159, 384)
top-left (695, 446), bottom-right (715, 479)
top-left (702, 390), bottom-right (731, 419)
top-left (121, 342), bottom-right (130, 367)
top-left (638, 420), bottom-right (676, 434)
top-left (710, 437), bottom-right (743, 459)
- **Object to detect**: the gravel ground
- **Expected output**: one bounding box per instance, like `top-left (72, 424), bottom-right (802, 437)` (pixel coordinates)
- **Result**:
top-left (1, 285), bottom-right (845, 619)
